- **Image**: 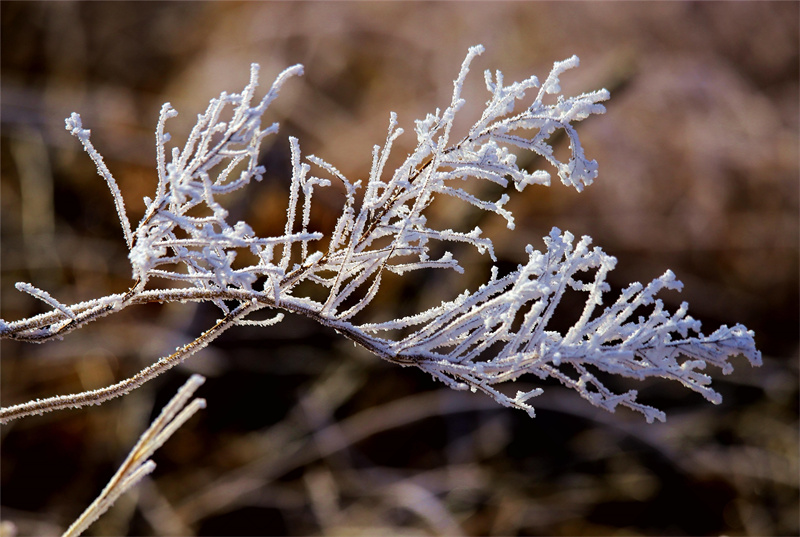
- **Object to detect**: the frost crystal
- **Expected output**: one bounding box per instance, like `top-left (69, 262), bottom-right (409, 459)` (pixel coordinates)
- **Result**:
top-left (0, 45), bottom-right (760, 424)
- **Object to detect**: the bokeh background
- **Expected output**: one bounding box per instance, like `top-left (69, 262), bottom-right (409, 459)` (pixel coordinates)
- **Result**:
top-left (1, 2), bottom-right (798, 536)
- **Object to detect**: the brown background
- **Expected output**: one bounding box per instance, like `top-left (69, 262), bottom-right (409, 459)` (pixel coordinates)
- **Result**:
top-left (1, 2), bottom-right (798, 536)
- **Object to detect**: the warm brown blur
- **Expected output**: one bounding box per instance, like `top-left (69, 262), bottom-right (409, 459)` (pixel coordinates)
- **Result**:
top-left (1, 3), bottom-right (797, 536)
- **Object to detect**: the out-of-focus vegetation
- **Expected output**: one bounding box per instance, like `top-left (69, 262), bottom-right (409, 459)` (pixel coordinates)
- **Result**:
top-left (1, 3), bottom-right (797, 535)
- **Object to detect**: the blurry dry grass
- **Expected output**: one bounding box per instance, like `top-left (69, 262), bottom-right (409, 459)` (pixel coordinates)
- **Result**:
top-left (1, 2), bottom-right (797, 536)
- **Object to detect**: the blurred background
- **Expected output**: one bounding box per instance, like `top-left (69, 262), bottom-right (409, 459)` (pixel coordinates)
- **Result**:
top-left (1, 2), bottom-right (797, 536)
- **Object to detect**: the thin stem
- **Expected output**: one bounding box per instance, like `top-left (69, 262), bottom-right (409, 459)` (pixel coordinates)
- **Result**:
top-left (61, 374), bottom-right (206, 537)
top-left (0, 301), bottom-right (259, 424)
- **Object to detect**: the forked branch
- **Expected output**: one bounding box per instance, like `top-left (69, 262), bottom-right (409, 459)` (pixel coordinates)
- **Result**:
top-left (1, 45), bottom-right (760, 426)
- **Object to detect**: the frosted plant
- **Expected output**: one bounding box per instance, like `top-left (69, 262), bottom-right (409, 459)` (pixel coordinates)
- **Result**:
top-left (62, 374), bottom-right (206, 537)
top-left (0, 45), bottom-right (761, 426)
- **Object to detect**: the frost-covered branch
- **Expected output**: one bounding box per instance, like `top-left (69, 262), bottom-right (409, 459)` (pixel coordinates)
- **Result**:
top-left (1, 45), bottom-right (760, 424)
